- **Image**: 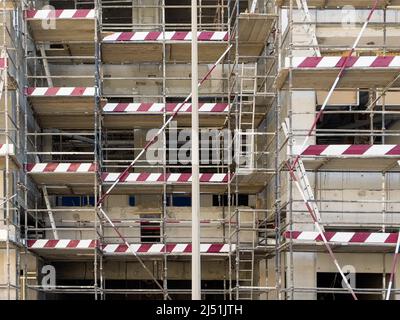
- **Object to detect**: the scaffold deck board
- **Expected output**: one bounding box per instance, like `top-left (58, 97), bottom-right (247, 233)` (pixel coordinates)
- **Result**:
top-left (232, 172), bottom-right (274, 193)
top-left (103, 102), bottom-right (229, 128)
top-left (276, 0), bottom-right (400, 7)
top-left (102, 31), bottom-right (228, 63)
top-left (26, 240), bottom-right (234, 259)
top-left (26, 9), bottom-right (95, 42)
top-left (101, 172), bottom-right (231, 194)
top-left (276, 56), bottom-right (400, 89)
top-left (26, 87), bottom-right (98, 115)
top-left (26, 163), bottom-right (97, 186)
top-left (38, 115), bottom-right (95, 129)
top-left (284, 230), bottom-right (399, 253)
top-left (102, 43), bottom-right (229, 63)
top-left (291, 144), bottom-right (400, 171)
top-left (45, 43), bottom-right (95, 63)
top-left (237, 13), bottom-right (277, 58)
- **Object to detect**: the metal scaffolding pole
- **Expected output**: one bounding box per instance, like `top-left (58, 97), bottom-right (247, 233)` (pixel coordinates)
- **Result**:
top-left (191, 0), bottom-right (201, 301)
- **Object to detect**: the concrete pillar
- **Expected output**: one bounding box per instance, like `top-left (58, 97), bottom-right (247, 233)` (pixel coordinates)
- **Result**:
top-left (0, 248), bottom-right (17, 300)
top-left (290, 252), bottom-right (317, 300)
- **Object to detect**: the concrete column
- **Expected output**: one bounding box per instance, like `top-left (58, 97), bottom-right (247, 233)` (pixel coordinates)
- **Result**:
top-left (290, 252), bottom-right (317, 300)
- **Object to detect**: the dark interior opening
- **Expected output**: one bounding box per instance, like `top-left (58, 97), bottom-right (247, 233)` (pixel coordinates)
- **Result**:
top-left (317, 272), bottom-right (391, 300)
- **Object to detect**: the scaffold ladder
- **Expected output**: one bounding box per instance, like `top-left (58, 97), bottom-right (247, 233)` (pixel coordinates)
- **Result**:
top-left (42, 186), bottom-right (58, 239)
top-left (298, 0), bottom-right (321, 57)
top-left (236, 62), bottom-right (257, 172)
top-left (282, 119), bottom-right (323, 223)
top-left (235, 210), bottom-right (256, 300)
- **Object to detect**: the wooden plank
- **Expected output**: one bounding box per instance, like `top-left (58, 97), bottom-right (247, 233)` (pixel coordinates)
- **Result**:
top-left (28, 96), bottom-right (97, 114)
top-left (102, 42), bottom-right (227, 64)
top-left (102, 43), bottom-right (163, 63)
top-left (39, 115), bottom-right (95, 129)
top-left (27, 172), bottom-right (95, 185)
top-left (28, 20), bottom-right (95, 42)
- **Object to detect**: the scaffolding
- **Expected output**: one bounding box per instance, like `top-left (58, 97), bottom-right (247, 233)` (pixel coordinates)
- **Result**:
top-left (278, 0), bottom-right (400, 300)
top-left (0, 0), bottom-right (398, 300)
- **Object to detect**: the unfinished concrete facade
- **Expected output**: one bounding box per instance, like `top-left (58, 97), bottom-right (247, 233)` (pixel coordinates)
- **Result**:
top-left (0, 0), bottom-right (399, 300)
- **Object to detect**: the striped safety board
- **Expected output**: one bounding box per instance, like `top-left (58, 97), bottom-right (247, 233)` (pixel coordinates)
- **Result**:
top-left (102, 172), bottom-right (231, 183)
top-left (26, 9), bottom-right (95, 19)
top-left (103, 103), bottom-right (229, 113)
top-left (26, 87), bottom-right (95, 97)
top-left (284, 231), bottom-right (399, 244)
top-left (293, 145), bottom-right (400, 156)
top-left (26, 163), bottom-right (97, 173)
top-left (287, 56), bottom-right (400, 68)
top-left (27, 239), bottom-right (97, 249)
top-left (103, 243), bottom-right (234, 254)
top-left (103, 31), bottom-right (229, 42)
top-left (26, 240), bottom-right (234, 254)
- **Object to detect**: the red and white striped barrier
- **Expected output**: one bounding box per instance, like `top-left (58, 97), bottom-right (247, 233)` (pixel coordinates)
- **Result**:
top-left (284, 231), bottom-right (399, 244)
top-left (103, 31), bottom-right (229, 42)
top-left (27, 239), bottom-right (97, 249)
top-left (0, 144), bottom-right (14, 156)
top-left (26, 239), bottom-right (234, 254)
top-left (26, 163), bottom-right (97, 173)
top-left (287, 56), bottom-right (400, 68)
top-left (26, 9), bottom-right (95, 19)
top-left (103, 102), bottom-right (229, 113)
top-left (26, 87), bottom-right (95, 97)
top-left (103, 243), bottom-right (233, 254)
top-left (293, 144), bottom-right (400, 156)
top-left (102, 172), bottom-right (231, 183)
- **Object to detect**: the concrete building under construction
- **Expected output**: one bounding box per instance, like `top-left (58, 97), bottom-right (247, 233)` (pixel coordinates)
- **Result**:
top-left (0, 0), bottom-right (400, 300)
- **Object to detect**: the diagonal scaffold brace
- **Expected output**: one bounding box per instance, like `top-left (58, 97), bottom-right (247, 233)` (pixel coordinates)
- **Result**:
top-left (285, 0), bottom-right (381, 300)
top-left (96, 45), bottom-right (233, 300)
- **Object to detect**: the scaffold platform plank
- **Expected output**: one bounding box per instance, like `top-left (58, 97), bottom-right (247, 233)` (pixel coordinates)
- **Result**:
top-left (232, 172), bottom-right (274, 193)
top-left (237, 13), bottom-right (277, 58)
top-left (276, 0), bottom-right (400, 7)
top-left (26, 239), bottom-right (234, 259)
top-left (103, 243), bottom-right (234, 256)
top-left (103, 102), bottom-right (229, 128)
top-left (284, 230), bottom-right (399, 253)
top-left (291, 144), bottom-right (400, 171)
top-left (102, 172), bottom-right (231, 194)
top-left (25, 9), bottom-right (95, 42)
top-left (26, 87), bottom-right (97, 114)
top-left (26, 163), bottom-right (97, 187)
top-left (38, 115), bottom-right (95, 129)
top-left (276, 56), bottom-right (400, 89)
top-left (101, 31), bottom-right (228, 63)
